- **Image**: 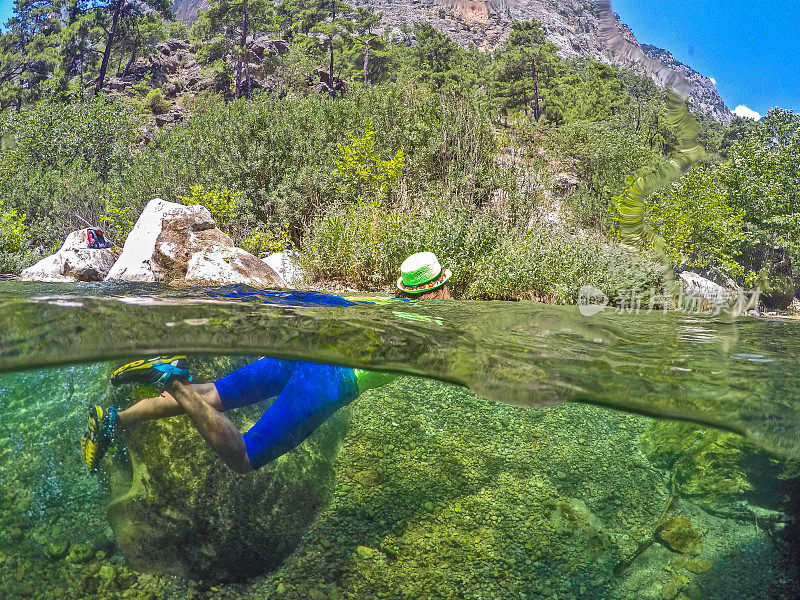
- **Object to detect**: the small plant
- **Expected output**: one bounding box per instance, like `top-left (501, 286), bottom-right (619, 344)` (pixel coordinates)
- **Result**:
top-left (331, 119), bottom-right (404, 201)
top-left (132, 82), bottom-right (151, 97)
top-left (144, 88), bottom-right (170, 115)
top-left (0, 200), bottom-right (28, 253)
top-left (240, 224), bottom-right (293, 257)
top-left (177, 185), bottom-right (239, 231)
top-left (101, 195), bottom-right (136, 244)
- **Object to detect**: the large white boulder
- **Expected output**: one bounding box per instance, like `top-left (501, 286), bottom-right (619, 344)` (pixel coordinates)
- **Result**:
top-left (262, 250), bottom-right (303, 287)
top-left (106, 198), bottom-right (282, 287)
top-left (679, 271), bottom-right (736, 306)
top-left (186, 245), bottom-right (283, 288)
top-left (20, 229), bottom-right (115, 282)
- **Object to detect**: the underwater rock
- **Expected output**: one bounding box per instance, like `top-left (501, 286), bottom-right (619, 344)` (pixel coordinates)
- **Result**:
top-left (105, 395), bottom-right (350, 582)
top-left (43, 538), bottom-right (69, 561)
top-left (20, 229), bottom-right (115, 282)
top-left (549, 497), bottom-right (610, 558)
top-left (65, 542), bottom-right (94, 564)
top-left (658, 517), bottom-right (702, 555)
top-left (685, 557), bottom-right (712, 574)
top-left (641, 421), bottom-right (800, 521)
top-left (105, 198), bottom-right (282, 288)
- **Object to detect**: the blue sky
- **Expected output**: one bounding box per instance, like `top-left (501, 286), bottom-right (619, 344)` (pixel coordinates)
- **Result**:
top-left (1, 0), bottom-right (798, 117)
top-left (614, 0), bottom-right (800, 118)
top-left (0, 1), bottom-right (11, 30)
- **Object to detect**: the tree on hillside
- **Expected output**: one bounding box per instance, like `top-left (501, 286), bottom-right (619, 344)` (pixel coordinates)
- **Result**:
top-left (491, 21), bottom-right (560, 121)
top-left (91, 0), bottom-right (169, 93)
top-left (309, 0), bottom-right (357, 97)
top-left (339, 7), bottom-right (386, 85)
top-left (408, 22), bottom-right (462, 89)
top-left (722, 109), bottom-right (800, 266)
top-left (195, 0), bottom-right (273, 99)
top-left (547, 60), bottom-right (629, 125)
top-left (59, 0), bottom-right (100, 95)
top-left (113, 10), bottom-right (168, 77)
top-left (0, 0), bottom-right (63, 107)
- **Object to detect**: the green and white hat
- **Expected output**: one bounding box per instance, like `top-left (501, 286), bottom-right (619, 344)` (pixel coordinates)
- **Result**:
top-left (397, 252), bottom-right (452, 294)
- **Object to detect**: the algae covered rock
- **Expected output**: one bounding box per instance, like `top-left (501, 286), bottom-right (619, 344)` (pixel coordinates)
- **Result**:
top-left (685, 557), bottom-right (713, 574)
top-left (658, 516), bottom-right (702, 555)
top-left (105, 357), bottom-right (351, 582)
top-left (265, 378), bottom-right (671, 599)
top-left (641, 421), bottom-right (800, 520)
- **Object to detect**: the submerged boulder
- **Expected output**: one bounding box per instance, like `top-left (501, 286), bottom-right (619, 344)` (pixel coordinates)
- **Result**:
top-left (641, 421), bottom-right (800, 522)
top-left (105, 198), bottom-right (282, 287)
top-left (21, 229), bottom-right (115, 282)
top-left (658, 516), bottom-right (702, 555)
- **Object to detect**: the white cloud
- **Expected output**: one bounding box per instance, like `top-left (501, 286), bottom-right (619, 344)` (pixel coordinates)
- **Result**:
top-left (733, 105), bottom-right (762, 121)
top-left (709, 77), bottom-right (717, 85)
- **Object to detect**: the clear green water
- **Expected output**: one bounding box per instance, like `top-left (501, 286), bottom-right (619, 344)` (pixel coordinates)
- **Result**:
top-left (0, 282), bottom-right (798, 600)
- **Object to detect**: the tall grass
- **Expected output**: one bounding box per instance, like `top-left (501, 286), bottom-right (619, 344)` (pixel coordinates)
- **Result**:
top-left (300, 201), bottom-right (666, 303)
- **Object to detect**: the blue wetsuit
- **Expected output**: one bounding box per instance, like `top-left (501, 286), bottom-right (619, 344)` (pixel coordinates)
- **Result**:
top-left (214, 358), bottom-right (392, 469)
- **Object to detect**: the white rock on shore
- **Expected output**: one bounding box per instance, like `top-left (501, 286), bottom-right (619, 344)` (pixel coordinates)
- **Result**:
top-left (20, 229), bottom-right (115, 282)
top-left (679, 271), bottom-right (737, 305)
top-left (105, 198), bottom-right (282, 287)
top-left (262, 250), bottom-right (303, 287)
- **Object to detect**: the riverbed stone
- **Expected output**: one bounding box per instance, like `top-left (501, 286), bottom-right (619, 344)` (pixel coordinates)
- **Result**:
top-left (66, 543), bottom-right (94, 564)
top-left (685, 557), bottom-right (712, 574)
top-left (44, 539), bottom-right (69, 561)
top-left (658, 517), bottom-right (702, 555)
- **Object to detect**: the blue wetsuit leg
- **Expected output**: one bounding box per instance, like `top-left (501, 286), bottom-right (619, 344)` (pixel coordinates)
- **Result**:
top-left (242, 362), bottom-right (359, 470)
top-left (214, 357), bottom-right (298, 410)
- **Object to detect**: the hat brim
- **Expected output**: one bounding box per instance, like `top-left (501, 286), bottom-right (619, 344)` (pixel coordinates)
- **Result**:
top-left (397, 268), bottom-right (452, 294)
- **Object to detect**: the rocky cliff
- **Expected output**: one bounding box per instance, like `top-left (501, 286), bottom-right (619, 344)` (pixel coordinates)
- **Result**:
top-left (171, 0), bottom-right (732, 123)
top-left (641, 44), bottom-right (732, 125)
top-left (172, 0), bottom-right (207, 25)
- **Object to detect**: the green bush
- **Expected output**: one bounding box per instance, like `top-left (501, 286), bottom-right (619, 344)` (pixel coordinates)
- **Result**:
top-left (0, 199), bottom-right (32, 273)
top-left (177, 184), bottom-right (239, 232)
top-left (143, 88), bottom-right (171, 115)
top-left (331, 119), bottom-right (404, 201)
top-left (300, 200), bottom-right (665, 302)
top-left (116, 86), bottom-right (496, 234)
top-left (0, 98), bottom-right (134, 248)
top-left (645, 167), bottom-right (745, 274)
top-left (0, 199), bottom-right (28, 253)
top-left (469, 229), bottom-right (666, 304)
top-left (240, 224), bottom-right (293, 257)
top-left (546, 119), bottom-right (663, 232)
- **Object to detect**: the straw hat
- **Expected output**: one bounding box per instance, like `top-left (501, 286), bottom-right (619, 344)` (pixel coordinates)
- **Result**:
top-left (397, 252), bottom-right (452, 294)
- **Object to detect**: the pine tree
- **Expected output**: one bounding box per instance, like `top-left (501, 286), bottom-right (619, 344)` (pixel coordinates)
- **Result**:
top-left (0, 0), bottom-right (63, 106)
top-left (491, 21), bottom-right (560, 121)
top-left (91, 0), bottom-right (169, 93)
top-left (196, 0), bottom-right (274, 99)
